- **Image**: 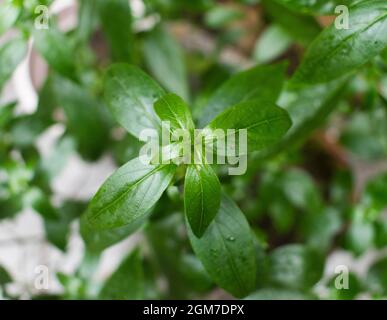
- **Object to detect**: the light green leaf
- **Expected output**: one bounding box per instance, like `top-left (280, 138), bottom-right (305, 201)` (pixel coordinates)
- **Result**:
top-left (87, 157), bottom-right (176, 230)
top-left (143, 25), bottom-right (189, 100)
top-left (207, 100), bottom-right (292, 153)
top-left (184, 163), bottom-right (221, 237)
top-left (0, 38), bottom-right (27, 91)
top-left (99, 249), bottom-right (144, 299)
top-left (104, 64), bottom-right (165, 138)
top-left (253, 24), bottom-right (292, 64)
top-left (0, 0), bottom-right (20, 35)
top-left (98, 0), bottom-right (133, 63)
top-left (292, 1), bottom-right (387, 84)
top-left (154, 93), bottom-right (195, 131)
top-left (199, 63), bottom-right (287, 127)
top-left (187, 194), bottom-right (256, 298)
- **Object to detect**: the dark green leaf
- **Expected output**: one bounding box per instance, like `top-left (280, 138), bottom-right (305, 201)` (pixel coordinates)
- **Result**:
top-left (87, 157), bottom-right (176, 230)
top-left (184, 163), bottom-right (221, 237)
top-left (98, 0), bottom-right (133, 63)
top-left (143, 25), bottom-right (189, 100)
top-left (104, 64), bottom-right (165, 137)
top-left (367, 257), bottom-right (387, 296)
top-left (199, 63), bottom-right (287, 127)
top-left (0, 265), bottom-right (12, 285)
top-left (262, 0), bottom-right (321, 45)
top-left (187, 194), bottom-right (256, 298)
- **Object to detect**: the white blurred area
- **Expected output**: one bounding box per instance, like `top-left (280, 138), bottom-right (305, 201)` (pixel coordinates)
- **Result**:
top-left (0, 0), bottom-right (386, 300)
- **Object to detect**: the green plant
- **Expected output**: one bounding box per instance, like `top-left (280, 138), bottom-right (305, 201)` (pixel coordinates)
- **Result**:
top-left (1, 0), bottom-right (387, 300)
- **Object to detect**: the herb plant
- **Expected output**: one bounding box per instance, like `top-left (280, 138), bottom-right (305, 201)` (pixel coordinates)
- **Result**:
top-left (1, 0), bottom-right (387, 300)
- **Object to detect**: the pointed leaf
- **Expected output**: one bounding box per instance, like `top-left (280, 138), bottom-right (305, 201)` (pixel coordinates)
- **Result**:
top-left (87, 157), bottom-right (176, 230)
top-left (184, 163), bottom-right (221, 237)
top-left (187, 194), bottom-right (256, 298)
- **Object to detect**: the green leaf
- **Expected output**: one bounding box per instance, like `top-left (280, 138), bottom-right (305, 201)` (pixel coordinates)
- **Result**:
top-left (99, 249), bottom-right (144, 299)
top-left (187, 194), bottom-right (256, 298)
top-left (0, 38), bottom-right (27, 91)
top-left (367, 257), bottom-right (387, 296)
top-left (268, 244), bottom-right (324, 290)
top-left (80, 214), bottom-right (146, 253)
top-left (253, 24), bottom-right (292, 64)
top-left (184, 163), bottom-right (221, 237)
top-left (262, 0), bottom-right (321, 45)
top-left (98, 0), bottom-right (133, 63)
top-left (204, 6), bottom-right (244, 29)
top-left (328, 272), bottom-right (361, 300)
top-left (143, 25), bottom-right (189, 100)
top-left (199, 63), bottom-right (287, 127)
top-left (292, 1), bottom-right (387, 84)
top-left (33, 28), bottom-right (77, 80)
top-left (253, 78), bottom-right (347, 161)
top-left (207, 100), bottom-right (292, 153)
top-left (104, 64), bottom-right (165, 138)
top-left (246, 288), bottom-right (314, 300)
top-left (0, 0), bottom-right (21, 35)
top-left (0, 265), bottom-right (12, 285)
top-left (274, 0), bottom-right (354, 15)
top-left (87, 157), bottom-right (176, 230)
top-left (154, 93), bottom-right (195, 131)
top-left (51, 75), bottom-right (110, 160)
top-left (77, 0), bottom-right (99, 42)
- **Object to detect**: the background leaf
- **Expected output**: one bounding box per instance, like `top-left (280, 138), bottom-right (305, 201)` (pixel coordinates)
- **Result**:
top-left (99, 249), bottom-right (144, 299)
top-left (143, 25), bottom-right (189, 101)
